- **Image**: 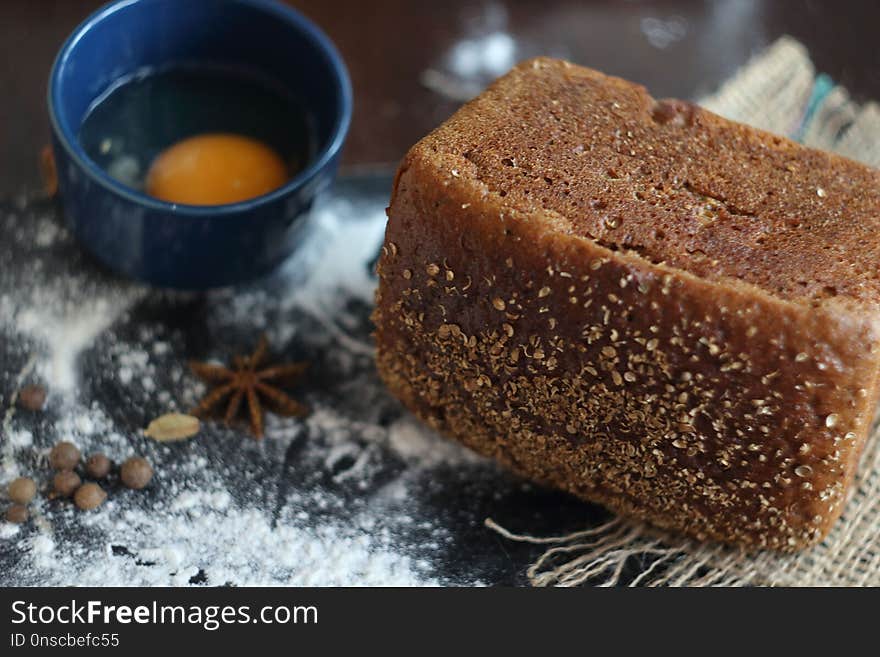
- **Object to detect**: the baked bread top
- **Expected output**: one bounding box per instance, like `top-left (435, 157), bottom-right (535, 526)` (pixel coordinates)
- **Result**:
top-left (376, 58), bottom-right (880, 548)
top-left (419, 58), bottom-right (880, 308)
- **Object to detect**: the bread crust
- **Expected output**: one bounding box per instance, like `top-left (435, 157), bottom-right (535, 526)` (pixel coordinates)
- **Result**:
top-left (373, 59), bottom-right (880, 549)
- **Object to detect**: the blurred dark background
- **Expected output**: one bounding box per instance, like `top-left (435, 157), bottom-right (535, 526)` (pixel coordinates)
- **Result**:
top-left (1, 0), bottom-right (878, 195)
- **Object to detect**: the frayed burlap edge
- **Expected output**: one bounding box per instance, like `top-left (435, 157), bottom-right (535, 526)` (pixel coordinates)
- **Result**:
top-left (488, 36), bottom-right (880, 587)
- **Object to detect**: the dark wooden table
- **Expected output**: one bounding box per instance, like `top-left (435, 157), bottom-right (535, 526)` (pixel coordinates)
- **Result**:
top-left (2, 0), bottom-right (879, 195)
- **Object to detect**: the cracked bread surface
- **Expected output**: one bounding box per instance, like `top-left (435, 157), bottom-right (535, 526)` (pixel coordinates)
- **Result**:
top-left (373, 58), bottom-right (880, 549)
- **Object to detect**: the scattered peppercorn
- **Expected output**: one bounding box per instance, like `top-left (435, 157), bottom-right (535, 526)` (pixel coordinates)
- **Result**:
top-left (49, 441), bottom-right (80, 471)
top-left (17, 384), bottom-right (47, 411)
top-left (8, 477), bottom-right (36, 505)
top-left (53, 470), bottom-right (81, 498)
top-left (73, 483), bottom-right (106, 511)
top-left (5, 504), bottom-right (29, 524)
top-left (85, 453), bottom-right (112, 480)
top-left (120, 457), bottom-right (153, 490)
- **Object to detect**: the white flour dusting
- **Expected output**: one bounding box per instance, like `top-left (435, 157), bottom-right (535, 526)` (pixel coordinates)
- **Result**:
top-left (0, 194), bottom-right (488, 586)
top-left (17, 299), bottom-right (139, 395)
top-left (23, 492), bottom-right (435, 587)
top-left (387, 415), bottom-right (484, 469)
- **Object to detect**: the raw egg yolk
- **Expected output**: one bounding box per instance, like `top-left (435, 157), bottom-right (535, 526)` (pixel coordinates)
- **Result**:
top-left (146, 133), bottom-right (288, 205)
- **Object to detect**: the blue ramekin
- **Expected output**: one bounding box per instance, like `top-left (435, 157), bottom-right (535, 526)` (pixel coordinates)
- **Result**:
top-left (48, 0), bottom-right (352, 289)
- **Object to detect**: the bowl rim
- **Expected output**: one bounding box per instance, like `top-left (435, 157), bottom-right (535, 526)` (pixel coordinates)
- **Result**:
top-left (47, 0), bottom-right (353, 217)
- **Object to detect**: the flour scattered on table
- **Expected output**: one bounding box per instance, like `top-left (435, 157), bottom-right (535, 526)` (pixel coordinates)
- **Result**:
top-left (23, 493), bottom-right (436, 587)
top-left (0, 192), bottom-right (502, 586)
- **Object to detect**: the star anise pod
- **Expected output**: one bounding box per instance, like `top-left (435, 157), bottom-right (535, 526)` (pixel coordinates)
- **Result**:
top-left (189, 336), bottom-right (308, 439)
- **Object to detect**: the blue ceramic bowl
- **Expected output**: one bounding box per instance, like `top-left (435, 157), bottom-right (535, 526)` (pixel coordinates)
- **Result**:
top-left (48, 0), bottom-right (352, 289)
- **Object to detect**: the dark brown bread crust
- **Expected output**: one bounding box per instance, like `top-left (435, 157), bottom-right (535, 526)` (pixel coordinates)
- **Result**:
top-left (421, 59), bottom-right (880, 307)
top-left (373, 58), bottom-right (880, 549)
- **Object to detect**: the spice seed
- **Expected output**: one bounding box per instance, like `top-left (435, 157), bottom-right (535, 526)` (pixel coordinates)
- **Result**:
top-left (5, 504), bottom-right (28, 524)
top-left (120, 457), bottom-right (154, 490)
top-left (74, 483), bottom-right (107, 511)
top-left (53, 470), bottom-right (82, 498)
top-left (8, 477), bottom-right (36, 505)
top-left (85, 453), bottom-right (112, 479)
top-left (49, 442), bottom-right (80, 471)
top-left (17, 384), bottom-right (47, 411)
top-left (144, 413), bottom-right (200, 442)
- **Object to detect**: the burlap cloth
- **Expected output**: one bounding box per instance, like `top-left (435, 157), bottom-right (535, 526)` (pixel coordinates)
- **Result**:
top-left (488, 37), bottom-right (880, 586)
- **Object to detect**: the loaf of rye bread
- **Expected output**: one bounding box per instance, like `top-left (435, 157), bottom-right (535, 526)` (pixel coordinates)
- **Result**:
top-left (372, 58), bottom-right (880, 550)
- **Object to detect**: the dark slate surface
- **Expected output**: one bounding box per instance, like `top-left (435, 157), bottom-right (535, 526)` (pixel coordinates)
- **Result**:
top-left (0, 174), bottom-right (612, 586)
